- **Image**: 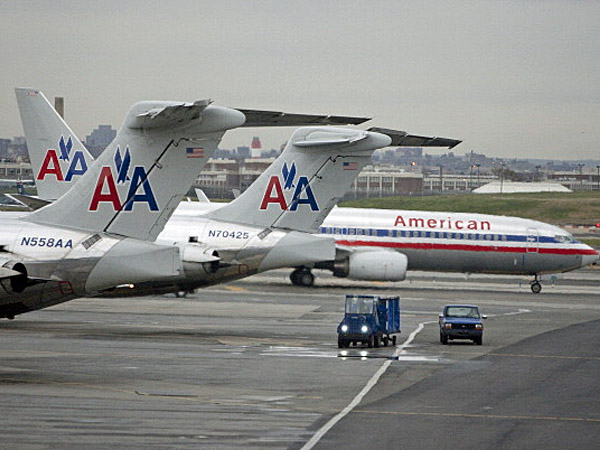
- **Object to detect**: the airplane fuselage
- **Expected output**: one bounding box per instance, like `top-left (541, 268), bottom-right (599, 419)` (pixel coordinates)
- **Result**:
top-left (321, 207), bottom-right (598, 275)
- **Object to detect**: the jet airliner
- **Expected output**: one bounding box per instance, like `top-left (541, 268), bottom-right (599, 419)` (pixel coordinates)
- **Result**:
top-left (12, 88), bottom-right (454, 313)
top-left (297, 207), bottom-right (599, 293)
top-left (17, 88), bottom-right (590, 297)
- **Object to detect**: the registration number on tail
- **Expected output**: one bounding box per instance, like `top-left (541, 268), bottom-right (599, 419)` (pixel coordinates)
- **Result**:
top-left (20, 236), bottom-right (73, 248)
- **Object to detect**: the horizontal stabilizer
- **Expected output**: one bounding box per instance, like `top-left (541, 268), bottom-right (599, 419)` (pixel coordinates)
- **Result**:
top-left (0, 266), bottom-right (23, 280)
top-left (236, 109), bottom-right (370, 127)
top-left (294, 129), bottom-right (368, 147)
top-left (128, 100), bottom-right (212, 129)
top-left (5, 194), bottom-right (50, 211)
top-left (367, 127), bottom-right (462, 148)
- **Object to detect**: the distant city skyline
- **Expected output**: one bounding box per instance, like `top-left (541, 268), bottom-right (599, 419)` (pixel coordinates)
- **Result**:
top-left (1, 1), bottom-right (599, 159)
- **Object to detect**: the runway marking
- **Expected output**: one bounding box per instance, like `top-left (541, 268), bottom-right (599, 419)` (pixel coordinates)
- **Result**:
top-left (301, 319), bottom-right (435, 450)
top-left (488, 352), bottom-right (600, 361)
top-left (134, 390), bottom-right (198, 399)
top-left (222, 285), bottom-right (247, 292)
top-left (351, 409), bottom-right (600, 423)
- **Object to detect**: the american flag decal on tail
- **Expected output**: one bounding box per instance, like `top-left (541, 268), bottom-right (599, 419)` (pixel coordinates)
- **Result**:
top-left (186, 147), bottom-right (204, 158)
top-left (342, 161), bottom-right (358, 170)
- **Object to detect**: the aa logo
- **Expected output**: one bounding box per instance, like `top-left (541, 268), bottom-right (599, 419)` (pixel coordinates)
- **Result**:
top-left (260, 162), bottom-right (318, 211)
top-left (89, 147), bottom-right (158, 212)
top-left (36, 136), bottom-right (88, 182)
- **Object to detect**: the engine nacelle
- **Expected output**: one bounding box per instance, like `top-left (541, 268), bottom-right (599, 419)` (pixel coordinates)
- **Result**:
top-left (344, 251), bottom-right (408, 282)
top-left (181, 244), bottom-right (220, 274)
top-left (0, 259), bottom-right (28, 293)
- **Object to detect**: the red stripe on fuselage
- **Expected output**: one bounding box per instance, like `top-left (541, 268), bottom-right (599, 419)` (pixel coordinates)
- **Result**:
top-left (335, 240), bottom-right (598, 256)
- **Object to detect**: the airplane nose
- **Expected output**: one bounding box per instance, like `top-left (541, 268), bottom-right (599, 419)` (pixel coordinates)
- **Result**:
top-left (581, 248), bottom-right (599, 267)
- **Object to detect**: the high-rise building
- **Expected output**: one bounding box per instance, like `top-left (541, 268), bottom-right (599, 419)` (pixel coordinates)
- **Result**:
top-left (85, 125), bottom-right (116, 157)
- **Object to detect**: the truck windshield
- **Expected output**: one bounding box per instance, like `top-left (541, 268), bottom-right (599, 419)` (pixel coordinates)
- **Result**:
top-left (345, 298), bottom-right (373, 314)
top-left (445, 306), bottom-right (480, 318)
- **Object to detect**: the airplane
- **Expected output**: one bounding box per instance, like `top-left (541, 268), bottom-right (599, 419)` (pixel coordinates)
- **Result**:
top-left (297, 207), bottom-right (599, 293)
top-left (9, 87), bottom-right (408, 310)
top-left (19, 91), bottom-right (594, 295)
top-left (1, 90), bottom-right (254, 319)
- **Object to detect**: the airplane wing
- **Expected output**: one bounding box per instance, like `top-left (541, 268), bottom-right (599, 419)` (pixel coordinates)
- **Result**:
top-left (235, 109), bottom-right (371, 127)
top-left (367, 127), bottom-right (462, 148)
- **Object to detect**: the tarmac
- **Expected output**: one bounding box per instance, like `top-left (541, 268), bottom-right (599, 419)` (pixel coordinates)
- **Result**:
top-left (0, 268), bottom-right (599, 449)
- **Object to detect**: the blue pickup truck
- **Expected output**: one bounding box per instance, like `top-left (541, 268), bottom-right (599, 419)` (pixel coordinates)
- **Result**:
top-left (439, 304), bottom-right (486, 345)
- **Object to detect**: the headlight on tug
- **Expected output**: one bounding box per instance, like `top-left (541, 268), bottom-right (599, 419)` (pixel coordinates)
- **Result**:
top-left (341, 324), bottom-right (348, 332)
top-left (361, 325), bottom-right (369, 333)
top-left (475, 324), bottom-right (483, 330)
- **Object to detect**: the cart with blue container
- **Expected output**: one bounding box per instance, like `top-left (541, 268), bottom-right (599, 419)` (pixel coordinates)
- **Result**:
top-left (337, 295), bottom-right (401, 348)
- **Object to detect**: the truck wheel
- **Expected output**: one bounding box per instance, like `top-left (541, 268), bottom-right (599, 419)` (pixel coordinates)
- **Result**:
top-left (382, 337), bottom-right (389, 347)
top-left (392, 336), bottom-right (397, 345)
top-left (367, 335), bottom-right (374, 348)
top-left (441, 333), bottom-right (448, 345)
top-left (338, 338), bottom-right (347, 348)
top-left (374, 336), bottom-right (380, 348)
top-left (474, 336), bottom-right (483, 345)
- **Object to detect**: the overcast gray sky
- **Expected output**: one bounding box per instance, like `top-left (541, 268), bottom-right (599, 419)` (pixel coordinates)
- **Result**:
top-left (1, 0), bottom-right (599, 159)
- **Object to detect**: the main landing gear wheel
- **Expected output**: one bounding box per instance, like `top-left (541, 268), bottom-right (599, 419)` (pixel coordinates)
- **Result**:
top-left (290, 269), bottom-right (315, 287)
top-left (530, 275), bottom-right (542, 294)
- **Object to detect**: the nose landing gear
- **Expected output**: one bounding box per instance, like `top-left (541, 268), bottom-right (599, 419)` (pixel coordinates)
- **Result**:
top-left (530, 275), bottom-right (542, 294)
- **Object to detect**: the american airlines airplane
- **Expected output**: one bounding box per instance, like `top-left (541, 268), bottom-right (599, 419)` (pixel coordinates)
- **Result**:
top-left (17, 90), bottom-right (594, 295)
top-left (8, 88), bottom-right (448, 315)
top-left (290, 207), bottom-right (599, 293)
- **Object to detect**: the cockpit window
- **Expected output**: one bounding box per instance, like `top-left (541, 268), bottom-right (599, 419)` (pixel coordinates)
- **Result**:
top-left (555, 234), bottom-right (574, 243)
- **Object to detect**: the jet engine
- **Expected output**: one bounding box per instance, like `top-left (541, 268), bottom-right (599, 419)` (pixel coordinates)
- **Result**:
top-left (335, 251), bottom-right (408, 282)
top-left (181, 244), bottom-right (221, 274)
top-left (0, 259), bottom-right (28, 293)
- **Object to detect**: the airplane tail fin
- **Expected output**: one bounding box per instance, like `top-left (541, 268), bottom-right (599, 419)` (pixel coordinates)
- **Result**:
top-left (15, 88), bottom-right (94, 201)
top-left (207, 127), bottom-right (391, 232)
top-left (25, 95), bottom-right (245, 241)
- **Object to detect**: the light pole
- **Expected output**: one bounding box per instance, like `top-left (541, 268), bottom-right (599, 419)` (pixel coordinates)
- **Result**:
top-left (469, 164), bottom-right (474, 191)
top-left (596, 165), bottom-right (599, 192)
top-left (476, 163), bottom-right (480, 188)
top-left (577, 163), bottom-right (585, 191)
top-left (500, 162), bottom-right (506, 194)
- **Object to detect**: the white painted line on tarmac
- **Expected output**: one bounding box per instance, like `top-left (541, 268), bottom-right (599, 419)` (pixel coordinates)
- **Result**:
top-left (301, 319), bottom-right (436, 450)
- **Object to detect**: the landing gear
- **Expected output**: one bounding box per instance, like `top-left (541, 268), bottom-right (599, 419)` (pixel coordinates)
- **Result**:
top-left (175, 289), bottom-right (195, 298)
top-left (530, 275), bottom-right (542, 294)
top-left (290, 268), bottom-right (315, 287)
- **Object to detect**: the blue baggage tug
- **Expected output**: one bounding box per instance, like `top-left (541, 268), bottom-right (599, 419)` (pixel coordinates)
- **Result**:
top-left (337, 295), bottom-right (401, 348)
